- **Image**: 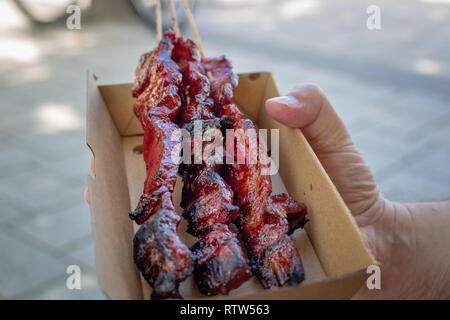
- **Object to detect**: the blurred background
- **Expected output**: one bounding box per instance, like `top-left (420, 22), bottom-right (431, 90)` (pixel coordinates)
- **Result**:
top-left (0, 0), bottom-right (449, 299)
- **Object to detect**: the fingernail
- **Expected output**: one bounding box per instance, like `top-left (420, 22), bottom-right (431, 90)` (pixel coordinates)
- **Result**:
top-left (267, 95), bottom-right (300, 108)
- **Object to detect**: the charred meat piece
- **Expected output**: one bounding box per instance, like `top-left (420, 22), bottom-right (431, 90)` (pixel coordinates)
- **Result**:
top-left (242, 194), bottom-right (308, 258)
top-left (177, 119), bottom-right (239, 237)
top-left (240, 198), bottom-right (287, 258)
top-left (251, 234), bottom-right (305, 289)
top-left (215, 103), bottom-right (243, 123)
top-left (221, 118), bottom-right (272, 204)
top-left (203, 56), bottom-right (239, 105)
top-left (268, 194), bottom-right (308, 235)
top-left (191, 224), bottom-right (252, 295)
top-left (172, 36), bottom-right (213, 125)
top-left (133, 193), bottom-right (193, 300)
top-left (132, 50), bottom-right (153, 98)
top-left (179, 117), bottom-right (228, 167)
top-left (133, 31), bottom-right (182, 124)
top-left (181, 168), bottom-right (239, 237)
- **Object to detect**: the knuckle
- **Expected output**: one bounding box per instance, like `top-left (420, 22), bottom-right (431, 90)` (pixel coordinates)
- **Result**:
top-left (290, 83), bottom-right (325, 108)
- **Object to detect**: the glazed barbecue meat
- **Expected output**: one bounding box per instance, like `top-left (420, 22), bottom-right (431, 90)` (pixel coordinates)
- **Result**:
top-left (253, 234), bottom-right (305, 288)
top-left (191, 224), bottom-right (252, 295)
top-left (180, 165), bottom-right (240, 237)
top-left (130, 30), bottom-right (183, 225)
top-left (172, 37), bottom-right (214, 126)
top-left (240, 193), bottom-right (308, 257)
top-left (172, 37), bottom-right (252, 295)
top-left (178, 121), bottom-right (240, 238)
top-left (269, 194), bottom-right (308, 235)
top-left (130, 30), bottom-right (192, 299)
top-left (130, 119), bottom-right (181, 225)
top-left (133, 192), bottom-right (192, 299)
top-left (132, 32), bottom-right (182, 124)
top-left (218, 107), bottom-right (308, 288)
top-left (208, 56), bottom-right (309, 289)
top-left (203, 56), bottom-right (238, 105)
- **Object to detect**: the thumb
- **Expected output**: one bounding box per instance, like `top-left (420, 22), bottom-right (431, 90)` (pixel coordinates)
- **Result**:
top-left (266, 84), bottom-right (383, 223)
top-left (265, 84), bottom-right (352, 154)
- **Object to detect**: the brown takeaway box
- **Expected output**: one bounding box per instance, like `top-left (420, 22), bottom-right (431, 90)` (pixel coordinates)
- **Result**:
top-left (86, 71), bottom-right (376, 300)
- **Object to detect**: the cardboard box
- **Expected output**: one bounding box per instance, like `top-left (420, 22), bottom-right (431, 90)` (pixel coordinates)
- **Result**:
top-left (86, 71), bottom-right (375, 300)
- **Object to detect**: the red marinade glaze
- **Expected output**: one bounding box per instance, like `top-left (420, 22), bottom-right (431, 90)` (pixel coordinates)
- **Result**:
top-left (171, 36), bottom-right (252, 295)
top-left (210, 56), bottom-right (309, 289)
top-left (191, 224), bottom-right (252, 296)
top-left (130, 30), bottom-right (192, 300)
top-left (172, 37), bottom-right (214, 125)
top-left (203, 56), bottom-right (239, 106)
top-left (133, 192), bottom-right (193, 299)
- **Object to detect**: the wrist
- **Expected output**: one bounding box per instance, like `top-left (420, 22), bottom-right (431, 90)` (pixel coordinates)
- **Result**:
top-left (357, 197), bottom-right (396, 262)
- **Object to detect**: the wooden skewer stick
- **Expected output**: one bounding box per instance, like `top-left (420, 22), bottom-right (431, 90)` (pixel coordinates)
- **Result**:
top-left (181, 0), bottom-right (204, 57)
top-left (168, 0), bottom-right (181, 38)
top-left (155, 0), bottom-right (162, 43)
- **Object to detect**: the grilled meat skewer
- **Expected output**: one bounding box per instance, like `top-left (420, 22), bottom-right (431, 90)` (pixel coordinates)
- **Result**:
top-left (172, 36), bottom-right (252, 295)
top-left (130, 30), bottom-right (192, 300)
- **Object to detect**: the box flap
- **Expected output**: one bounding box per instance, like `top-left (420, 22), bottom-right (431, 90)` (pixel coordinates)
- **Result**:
top-left (86, 72), bottom-right (143, 299)
top-left (233, 72), bottom-right (271, 123)
top-left (214, 268), bottom-right (367, 300)
top-left (98, 83), bottom-right (143, 136)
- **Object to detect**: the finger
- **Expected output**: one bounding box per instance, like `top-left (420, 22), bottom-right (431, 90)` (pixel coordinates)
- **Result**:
top-left (267, 84), bottom-right (383, 221)
top-left (265, 84), bottom-right (352, 153)
top-left (90, 157), bottom-right (95, 176)
top-left (266, 84), bottom-right (323, 129)
top-left (84, 188), bottom-right (90, 204)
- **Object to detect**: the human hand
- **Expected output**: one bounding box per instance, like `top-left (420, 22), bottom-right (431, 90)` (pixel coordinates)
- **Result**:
top-left (83, 157), bottom-right (95, 205)
top-left (266, 84), bottom-right (450, 299)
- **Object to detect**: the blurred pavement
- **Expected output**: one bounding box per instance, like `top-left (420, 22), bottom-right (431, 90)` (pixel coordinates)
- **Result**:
top-left (0, 0), bottom-right (449, 299)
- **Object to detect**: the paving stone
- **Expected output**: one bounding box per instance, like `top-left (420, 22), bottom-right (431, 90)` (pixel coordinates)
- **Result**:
top-left (0, 232), bottom-right (68, 298)
top-left (0, 163), bottom-right (85, 216)
top-left (0, 141), bottom-right (41, 180)
top-left (392, 91), bottom-right (449, 120)
top-left (412, 113), bottom-right (450, 144)
top-left (379, 161), bottom-right (450, 202)
top-left (428, 124), bottom-right (450, 144)
top-left (17, 270), bottom-right (106, 300)
top-left (352, 115), bottom-right (425, 151)
top-left (38, 149), bottom-right (91, 184)
top-left (353, 134), bottom-right (412, 177)
top-left (17, 202), bottom-right (92, 250)
top-left (15, 130), bottom-right (85, 163)
top-left (0, 194), bottom-right (25, 225)
top-left (67, 240), bottom-right (97, 270)
top-left (413, 143), bottom-right (450, 175)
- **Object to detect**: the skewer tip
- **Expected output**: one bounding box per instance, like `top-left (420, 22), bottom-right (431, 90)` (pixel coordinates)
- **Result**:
top-left (155, 0), bottom-right (162, 43)
top-left (181, 0), bottom-right (204, 57)
top-left (168, 0), bottom-right (181, 38)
